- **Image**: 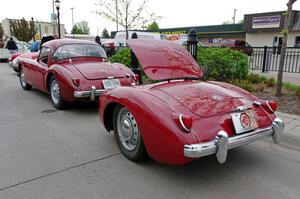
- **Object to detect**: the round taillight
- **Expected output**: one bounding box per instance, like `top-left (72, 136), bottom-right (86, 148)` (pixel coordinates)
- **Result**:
top-left (266, 100), bottom-right (277, 113)
top-left (179, 114), bottom-right (193, 132)
top-left (72, 78), bottom-right (80, 87)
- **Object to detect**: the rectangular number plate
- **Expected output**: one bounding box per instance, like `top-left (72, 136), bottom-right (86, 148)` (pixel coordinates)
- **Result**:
top-left (103, 79), bottom-right (121, 90)
top-left (231, 109), bottom-right (258, 134)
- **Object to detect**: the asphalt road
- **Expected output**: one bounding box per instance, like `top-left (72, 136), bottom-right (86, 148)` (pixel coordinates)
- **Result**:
top-left (0, 62), bottom-right (300, 199)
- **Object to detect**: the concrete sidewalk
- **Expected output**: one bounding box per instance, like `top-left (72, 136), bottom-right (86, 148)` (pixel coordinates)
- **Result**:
top-left (251, 70), bottom-right (300, 86)
top-left (276, 112), bottom-right (300, 149)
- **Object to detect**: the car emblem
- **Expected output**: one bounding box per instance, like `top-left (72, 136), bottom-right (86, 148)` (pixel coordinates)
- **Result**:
top-left (240, 113), bottom-right (251, 128)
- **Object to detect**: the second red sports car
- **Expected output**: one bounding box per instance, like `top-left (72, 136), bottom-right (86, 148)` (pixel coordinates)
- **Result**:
top-left (98, 39), bottom-right (284, 165)
top-left (19, 39), bottom-right (138, 109)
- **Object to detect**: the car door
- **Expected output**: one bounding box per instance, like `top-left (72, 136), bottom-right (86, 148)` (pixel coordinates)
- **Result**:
top-left (32, 47), bottom-right (50, 91)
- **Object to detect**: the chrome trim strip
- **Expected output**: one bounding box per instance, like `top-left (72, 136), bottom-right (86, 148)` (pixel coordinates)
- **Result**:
top-left (266, 100), bottom-right (275, 113)
top-left (179, 114), bottom-right (191, 132)
top-left (253, 101), bottom-right (262, 106)
top-left (74, 87), bottom-right (109, 100)
top-left (184, 118), bottom-right (284, 163)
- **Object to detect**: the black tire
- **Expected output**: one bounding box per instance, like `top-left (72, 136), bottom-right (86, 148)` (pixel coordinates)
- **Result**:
top-left (19, 66), bottom-right (32, 90)
top-left (113, 104), bottom-right (147, 162)
top-left (49, 76), bottom-right (67, 110)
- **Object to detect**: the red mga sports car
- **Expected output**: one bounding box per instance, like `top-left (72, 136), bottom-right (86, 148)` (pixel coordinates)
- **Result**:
top-left (19, 39), bottom-right (138, 109)
top-left (98, 39), bottom-right (284, 165)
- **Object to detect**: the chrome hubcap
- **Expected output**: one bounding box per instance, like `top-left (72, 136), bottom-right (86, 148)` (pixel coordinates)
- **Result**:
top-left (20, 69), bottom-right (26, 87)
top-left (51, 80), bottom-right (60, 104)
top-left (117, 108), bottom-right (139, 151)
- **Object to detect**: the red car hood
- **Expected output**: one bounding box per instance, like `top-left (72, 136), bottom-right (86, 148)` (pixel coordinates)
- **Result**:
top-left (70, 61), bottom-right (132, 80)
top-left (157, 81), bottom-right (252, 118)
top-left (127, 39), bottom-right (203, 80)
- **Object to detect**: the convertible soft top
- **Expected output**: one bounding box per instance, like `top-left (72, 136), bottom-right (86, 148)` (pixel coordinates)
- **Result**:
top-left (127, 39), bottom-right (203, 80)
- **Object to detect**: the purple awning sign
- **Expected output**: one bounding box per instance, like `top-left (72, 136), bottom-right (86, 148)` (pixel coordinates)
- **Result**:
top-left (252, 15), bottom-right (281, 29)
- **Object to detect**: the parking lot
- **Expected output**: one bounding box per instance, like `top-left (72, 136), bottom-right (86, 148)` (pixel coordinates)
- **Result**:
top-left (0, 62), bottom-right (300, 199)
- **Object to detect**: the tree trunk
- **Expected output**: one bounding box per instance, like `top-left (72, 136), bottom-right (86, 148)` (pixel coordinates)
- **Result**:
top-left (276, 0), bottom-right (297, 96)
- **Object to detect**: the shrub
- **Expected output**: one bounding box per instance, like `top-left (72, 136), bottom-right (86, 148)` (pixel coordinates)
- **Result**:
top-left (284, 82), bottom-right (300, 95)
top-left (109, 48), bottom-right (131, 67)
top-left (230, 79), bottom-right (255, 92)
top-left (198, 47), bottom-right (249, 81)
top-left (265, 78), bottom-right (276, 87)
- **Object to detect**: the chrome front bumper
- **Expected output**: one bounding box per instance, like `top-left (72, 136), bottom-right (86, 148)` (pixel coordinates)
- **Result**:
top-left (74, 86), bottom-right (108, 101)
top-left (184, 118), bottom-right (284, 164)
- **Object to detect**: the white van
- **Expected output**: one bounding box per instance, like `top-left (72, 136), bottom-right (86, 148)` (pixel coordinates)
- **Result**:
top-left (114, 31), bottom-right (168, 51)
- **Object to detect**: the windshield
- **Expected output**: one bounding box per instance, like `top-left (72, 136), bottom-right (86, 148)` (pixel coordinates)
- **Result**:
top-left (52, 44), bottom-right (107, 61)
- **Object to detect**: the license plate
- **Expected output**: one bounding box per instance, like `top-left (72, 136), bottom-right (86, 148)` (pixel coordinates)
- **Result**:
top-left (103, 79), bottom-right (121, 89)
top-left (231, 109), bottom-right (258, 134)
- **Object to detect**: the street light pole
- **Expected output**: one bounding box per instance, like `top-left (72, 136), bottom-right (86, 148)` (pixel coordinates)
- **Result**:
top-left (71, 7), bottom-right (74, 38)
top-left (232, 9), bottom-right (237, 24)
top-left (31, 17), bottom-right (35, 42)
top-left (55, 0), bottom-right (61, 39)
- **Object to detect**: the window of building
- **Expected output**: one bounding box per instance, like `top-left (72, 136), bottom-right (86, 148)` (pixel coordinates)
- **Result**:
top-left (294, 36), bottom-right (300, 47)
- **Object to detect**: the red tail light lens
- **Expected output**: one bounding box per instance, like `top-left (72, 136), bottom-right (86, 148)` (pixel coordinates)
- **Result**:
top-left (72, 78), bottom-right (80, 87)
top-left (172, 113), bottom-right (193, 132)
top-left (180, 114), bottom-right (193, 132)
top-left (261, 100), bottom-right (277, 113)
top-left (266, 100), bottom-right (277, 113)
top-left (132, 74), bottom-right (140, 82)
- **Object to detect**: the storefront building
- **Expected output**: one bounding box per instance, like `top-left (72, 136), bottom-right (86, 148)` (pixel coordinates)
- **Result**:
top-left (244, 11), bottom-right (300, 47)
top-left (110, 11), bottom-right (300, 48)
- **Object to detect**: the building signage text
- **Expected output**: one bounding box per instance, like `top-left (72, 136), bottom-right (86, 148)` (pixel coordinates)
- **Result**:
top-left (252, 15), bottom-right (281, 29)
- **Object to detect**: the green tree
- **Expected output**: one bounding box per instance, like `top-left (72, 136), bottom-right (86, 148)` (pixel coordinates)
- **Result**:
top-left (10, 18), bottom-right (36, 42)
top-left (0, 23), bottom-right (4, 48)
top-left (146, 21), bottom-right (159, 31)
top-left (0, 23), bottom-right (4, 39)
top-left (101, 28), bottom-right (110, 38)
top-left (95, 0), bottom-right (161, 39)
top-left (71, 21), bottom-right (90, 34)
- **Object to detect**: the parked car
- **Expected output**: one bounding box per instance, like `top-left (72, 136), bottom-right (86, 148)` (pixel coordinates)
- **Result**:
top-left (113, 31), bottom-right (168, 51)
top-left (102, 39), bottom-right (115, 57)
top-left (9, 52), bottom-right (39, 72)
top-left (19, 39), bottom-right (138, 109)
top-left (98, 39), bottom-right (284, 165)
top-left (221, 40), bottom-right (253, 56)
top-left (16, 41), bottom-right (31, 53)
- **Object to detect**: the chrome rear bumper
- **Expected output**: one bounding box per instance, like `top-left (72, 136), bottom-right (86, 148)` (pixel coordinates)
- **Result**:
top-left (184, 118), bottom-right (284, 164)
top-left (74, 86), bottom-right (109, 101)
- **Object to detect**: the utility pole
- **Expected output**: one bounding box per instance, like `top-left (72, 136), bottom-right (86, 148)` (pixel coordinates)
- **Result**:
top-left (71, 7), bottom-right (75, 38)
top-left (52, 0), bottom-right (56, 35)
top-left (232, 9), bottom-right (237, 24)
top-left (276, 0), bottom-right (297, 96)
top-left (115, 0), bottom-right (119, 31)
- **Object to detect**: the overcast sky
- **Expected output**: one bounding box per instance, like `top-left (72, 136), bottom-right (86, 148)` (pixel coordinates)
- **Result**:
top-left (1, 0), bottom-right (300, 35)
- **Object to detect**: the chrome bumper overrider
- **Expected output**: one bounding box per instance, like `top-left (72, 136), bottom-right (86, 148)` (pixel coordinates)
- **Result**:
top-left (74, 86), bottom-right (109, 101)
top-left (184, 118), bottom-right (284, 164)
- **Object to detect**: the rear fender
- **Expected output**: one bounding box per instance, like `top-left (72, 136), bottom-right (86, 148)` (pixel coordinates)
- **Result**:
top-left (100, 87), bottom-right (198, 165)
top-left (47, 65), bottom-right (78, 102)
